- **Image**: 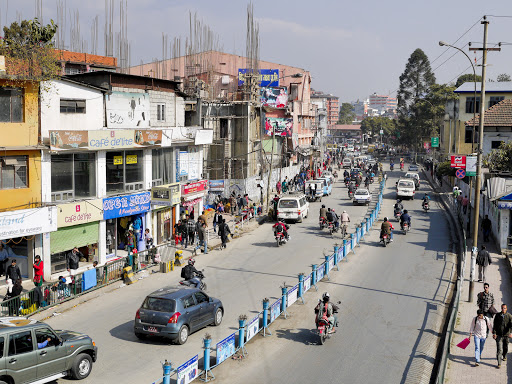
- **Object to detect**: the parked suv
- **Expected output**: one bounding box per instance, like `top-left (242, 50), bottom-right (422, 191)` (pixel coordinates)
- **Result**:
top-left (0, 317), bottom-right (97, 384)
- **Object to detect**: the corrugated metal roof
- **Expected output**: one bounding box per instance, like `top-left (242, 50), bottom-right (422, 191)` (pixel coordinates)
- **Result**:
top-left (455, 81), bottom-right (512, 93)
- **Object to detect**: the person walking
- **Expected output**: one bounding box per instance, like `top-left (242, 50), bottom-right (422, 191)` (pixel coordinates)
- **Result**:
top-left (476, 245), bottom-right (492, 282)
top-left (174, 220), bottom-right (183, 247)
top-left (218, 219), bottom-right (231, 250)
top-left (469, 309), bottom-right (493, 366)
top-left (213, 209), bottom-right (219, 233)
top-left (33, 255), bottom-right (44, 287)
top-left (492, 304), bottom-right (512, 368)
top-left (482, 215), bottom-right (492, 242)
top-left (477, 283), bottom-right (495, 319)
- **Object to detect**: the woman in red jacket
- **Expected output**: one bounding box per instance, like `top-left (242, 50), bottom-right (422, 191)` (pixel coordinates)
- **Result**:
top-left (33, 255), bottom-right (44, 287)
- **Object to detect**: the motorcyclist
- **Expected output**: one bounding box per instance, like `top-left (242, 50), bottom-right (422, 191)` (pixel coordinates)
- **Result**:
top-left (181, 259), bottom-right (202, 288)
top-left (380, 217), bottom-right (394, 242)
top-left (364, 177), bottom-right (370, 188)
top-left (273, 221), bottom-right (290, 240)
top-left (326, 208), bottom-right (335, 225)
top-left (331, 209), bottom-right (340, 229)
top-left (314, 292), bottom-right (339, 332)
top-left (348, 182), bottom-right (356, 196)
top-left (394, 199), bottom-right (403, 214)
top-left (319, 204), bottom-right (327, 220)
top-left (344, 175), bottom-right (350, 186)
top-left (390, 161), bottom-right (394, 170)
top-left (400, 209), bottom-right (412, 230)
top-left (422, 193), bottom-right (430, 208)
top-left (343, 170), bottom-right (349, 178)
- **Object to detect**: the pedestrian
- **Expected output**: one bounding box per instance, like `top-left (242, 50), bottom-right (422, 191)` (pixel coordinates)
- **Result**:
top-left (482, 215), bottom-right (492, 242)
top-left (6, 259), bottom-right (21, 285)
top-left (198, 210), bottom-right (207, 227)
top-left (213, 209), bottom-right (219, 233)
top-left (469, 309), bottom-right (493, 366)
top-left (462, 195), bottom-right (469, 214)
top-left (230, 194), bottom-right (236, 215)
top-left (126, 230), bottom-right (135, 254)
top-left (492, 304), bottom-right (512, 368)
top-left (144, 228), bottom-right (153, 248)
top-left (477, 282), bottom-right (495, 319)
top-left (0, 242), bottom-right (12, 277)
top-left (66, 247), bottom-right (82, 277)
top-left (276, 181), bottom-right (281, 194)
top-left (237, 194), bottom-right (244, 215)
top-left (93, 261), bottom-right (104, 283)
top-left (218, 219), bottom-right (231, 249)
top-left (4, 278), bottom-right (23, 316)
top-left (476, 245), bottom-right (492, 283)
top-left (196, 221), bottom-right (206, 254)
top-left (33, 255), bottom-right (44, 287)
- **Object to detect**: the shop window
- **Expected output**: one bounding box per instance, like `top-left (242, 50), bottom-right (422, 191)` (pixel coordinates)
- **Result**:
top-left (0, 87), bottom-right (23, 123)
top-left (106, 150), bottom-right (143, 194)
top-left (152, 148), bottom-right (173, 186)
top-left (0, 156), bottom-right (28, 189)
top-left (51, 153), bottom-right (96, 201)
top-left (60, 99), bottom-right (86, 113)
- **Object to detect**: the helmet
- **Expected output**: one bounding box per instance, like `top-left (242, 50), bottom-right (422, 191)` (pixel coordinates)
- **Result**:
top-left (322, 204), bottom-right (325, 208)
top-left (322, 292), bottom-right (330, 301)
top-left (384, 217), bottom-right (388, 221)
top-left (188, 259), bottom-right (195, 266)
top-left (404, 210), bottom-right (408, 214)
top-left (343, 210), bottom-right (347, 213)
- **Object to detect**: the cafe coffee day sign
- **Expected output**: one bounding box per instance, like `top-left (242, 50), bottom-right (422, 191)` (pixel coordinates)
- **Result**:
top-left (102, 192), bottom-right (151, 220)
top-left (0, 207), bottom-right (57, 241)
top-left (57, 199), bottom-right (103, 228)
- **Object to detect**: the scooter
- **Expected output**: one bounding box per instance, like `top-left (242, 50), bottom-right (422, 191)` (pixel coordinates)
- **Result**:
top-left (315, 300), bottom-right (340, 345)
top-left (422, 200), bottom-right (430, 212)
top-left (401, 222), bottom-right (410, 235)
top-left (275, 230), bottom-right (288, 247)
top-left (380, 231), bottom-right (391, 247)
top-left (390, 164), bottom-right (394, 171)
top-left (394, 209), bottom-right (402, 222)
top-left (179, 270), bottom-right (207, 291)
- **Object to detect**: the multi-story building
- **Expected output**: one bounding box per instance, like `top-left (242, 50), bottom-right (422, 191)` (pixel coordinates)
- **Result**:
top-left (311, 90), bottom-right (339, 126)
top-left (351, 99), bottom-right (369, 122)
top-left (369, 93), bottom-right (397, 115)
top-left (56, 50), bottom-right (117, 75)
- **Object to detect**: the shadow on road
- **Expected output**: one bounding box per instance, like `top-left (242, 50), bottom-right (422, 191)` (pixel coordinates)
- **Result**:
top-left (208, 265), bottom-right (296, 280)
top-left (274, 328), bottom-right (319, 345)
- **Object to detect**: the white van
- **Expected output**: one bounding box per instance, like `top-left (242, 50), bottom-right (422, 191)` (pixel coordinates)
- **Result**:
top-left (342, 158), bottom-right (352, 168)
top-left (396, 178), bottom-right (416, 200)
top-left (277, 194), bottom-right (309, 223)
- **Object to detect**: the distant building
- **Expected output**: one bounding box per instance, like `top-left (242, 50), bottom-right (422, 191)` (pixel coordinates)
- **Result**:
top-left (55, 50), bottom-right (117, 75)
top-left (311, 90), bottom-right (339, 126)
top-left (369, 93), bottom-right (397, 115)
top-left (351, 99), bottom-right (368, 122)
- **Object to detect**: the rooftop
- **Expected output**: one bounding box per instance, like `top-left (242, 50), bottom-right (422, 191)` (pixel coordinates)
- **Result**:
top-left (466, 98), bottom-right (512, 127)
top-left (329, 124), bottom-right (361, 131)
top-left (455, 81), bottom-right (512, 93)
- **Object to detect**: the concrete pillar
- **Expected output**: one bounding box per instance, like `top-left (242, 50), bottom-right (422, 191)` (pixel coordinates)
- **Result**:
top-left (97, 151), bottom-right (107, 198)
top-left (143, 148), bottom-right (152, 190)
top-left (98, 220), bottom-right (107, 266)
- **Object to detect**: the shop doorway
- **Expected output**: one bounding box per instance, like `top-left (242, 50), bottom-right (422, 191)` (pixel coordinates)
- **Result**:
top-left (0, 237), bottom-right (31, 278)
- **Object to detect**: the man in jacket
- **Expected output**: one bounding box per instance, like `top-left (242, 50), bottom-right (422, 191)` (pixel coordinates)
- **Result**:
top-left (380, 217), bottom-right (394, 241)
top-left (476, 245), bottom-right (492, 282)
top-left (187, 216), bottom-right (196, 247)
top-left (492, 304), bottom-right (512, 368)
top-left (66, 247), bottom-right (82, 276)
top-left (5, 259), bottom-right (21, 284)
top-left (477, 283), bottom-right (495, 319)
top-left (218, 219), bottom-right (231, 249)
top-left (319, 205), bottom-right (327, 220)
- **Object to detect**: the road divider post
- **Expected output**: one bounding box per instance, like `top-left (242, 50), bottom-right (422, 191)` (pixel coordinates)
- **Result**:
top-left (238, 317), bottom-right (247, 357)
top-left (342, 240), bottom-right (348, 261)
top-left (324, 255), bottom-right (330, 280)
top-left (311, 264), bottom-right (318, 290)
top-left (280, 286), bottom-right (288, 319)
top-left (333, 245), bottom-right (340, 270)
top-left (262, 298), bottom-right (271, 337)
top-left (298, 273), bottom-right (305, 304)
top-left (201, 337), bottom-right (214, 382)
top-left (162, 360), bottom-right (173, 384)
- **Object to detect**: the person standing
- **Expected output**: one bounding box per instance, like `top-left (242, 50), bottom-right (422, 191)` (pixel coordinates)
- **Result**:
top-left (476, 245), bottom-right (492, 283)
top-left (4, 278), bottom-right (23, 316)
top-left (482, 215), bottom-right (492, 242)
top-left (469, 309), bottom-right (493, 366)
top-left (276, 181), bottom-right (281, 195)
top-left (492, 304), bottom-right (512, 368)
top-left (33, 255), bottom-right (44, 287)
top-left (213, 209), bottom-right (219, 233)
top-left (174, 220), bottom-right (183, 247)
top-left (0, 242), bottom-right (12, 277)
top-left (230, 194), bottom-right (236, 215)
top-left (6, 259), bottom-right (21, 285)
top-left (187, 216), bottom-right (196, 247)
top-left (477, 283), bottom-right (495, 319)
top-left (144, 229), bottom-right (153, 248)
top-left (66, 247), bottom-right (82, 277)
top-left (462, 195), bottom-right (469, 214)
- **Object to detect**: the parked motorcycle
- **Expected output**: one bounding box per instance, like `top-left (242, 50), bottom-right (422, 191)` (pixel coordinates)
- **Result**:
top-left (179, 270), bottom-right (207, 291)
top-left (316, 300), bottom-right (340, 345)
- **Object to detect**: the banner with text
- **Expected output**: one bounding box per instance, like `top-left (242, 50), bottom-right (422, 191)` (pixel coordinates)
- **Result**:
top-left (0, 207), bottom-right (57, 241)
top-left (238, 68), bottom-right (279, 87)
top-left (102, 192), bottom-right (151, 220)
top-left (260, 87), bottom-right (288, 108)
top-left (265, 117), bottom-right (293, 137)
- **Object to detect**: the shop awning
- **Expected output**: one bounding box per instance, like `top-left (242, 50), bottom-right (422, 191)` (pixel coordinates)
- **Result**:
top-left (50, 222), bottom-right (99, 254)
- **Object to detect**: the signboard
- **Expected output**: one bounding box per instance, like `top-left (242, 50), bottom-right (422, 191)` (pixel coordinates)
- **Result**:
top-left (246, 315), bottom-right (259, 342)
top-left (102, 191), bottom-right (151, 220)
top-left (238, 68), bottom-right (279, 87)
top-left (455, 168), bottom-right (466, 179)
top-left (176, 355), bottom-right (198, 384)
top-left (328, 256), bottom-right (334, 271)
top-left (498, 201), bottom-right (512, 209)
top-left (194, 129), bottom-right (213, 145)
top-left (0, 207), bottom-right (57, 241)
top-left (125, 154), bottom-right (137, 165)
top-left (187, 148), bottom-right (200, 180)
top-left (270, 299), bottom-right (281, 323)
top-left (182, 180), bottom-right (208, 195)
top-left (216, 333), bottom-right (235, 365)
top-left (451, 156), bottom-right (466, 168)
top-left (179, 151), bottom-right (188, 176)
top-left (316, 263), bottom-right (325, 281)
top-left (431, 137), bottom-right (439, 148)
top-left (423, 141), bottom-right (431, 150)
top-left (379, 129), bottom-right (384, 135)
top-left (49, 129), bottom-right (162, 151)
top-left (151, 183), bottom-right (181, 206)
top-left (209, 180), bottom-right (225, 192)
top-left (466, 155), bottom-right (477, 176)
top-left (303, 274), bottom-right (311, 292)
top-left (264, 117), bottom-right (293, 137)
top-left (260, 87), bottom-right (288, 108)
top-left (106, 91), bottom-right (150, 128)
top-left (113, 156), bottom-right (123, 165)
top-left (57, 199), bottom-right (103, 228)
top-left (287, 285), bottom-right (298, 307)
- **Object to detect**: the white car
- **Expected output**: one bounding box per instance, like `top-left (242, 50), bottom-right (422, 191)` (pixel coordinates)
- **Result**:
top-left (404, 172), bottom-right (420, 188)
top-left (396, 179), bottom-right (416, 200)
top-left (353, 188), bottom-right (372, 205)
top-left (342, 158), bottom-right (352, 168)
top-left (347, 145), bottom-right (354, 152)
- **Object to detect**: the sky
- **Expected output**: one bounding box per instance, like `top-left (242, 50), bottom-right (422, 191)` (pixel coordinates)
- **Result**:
top-left (4, 0), bottom-right (512, 103)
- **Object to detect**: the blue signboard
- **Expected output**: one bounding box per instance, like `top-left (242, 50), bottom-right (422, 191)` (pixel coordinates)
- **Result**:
top-left (317, 263), bottom-right (325, 281)
top-left (270, 299), bottom-right (281, 323)
top-left (102, 192), bottom-right (151, 220)
top-left (238, 69), bottom-right (279, 87)
top-left (216, 333), bottom-right (236, 365)
top-left (176, 355), bottom-right (198, 384)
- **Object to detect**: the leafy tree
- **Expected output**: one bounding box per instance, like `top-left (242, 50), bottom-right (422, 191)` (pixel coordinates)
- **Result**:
top-left (484, 141), bottom-right (512, 172)
top-left (455, 73), bottom-right (482, 88)
top-left (360, 116), bottom-right (396, 137)
top-left (338, 102), bottom-right (356, 124)
top-left (436, 161), bottom-right (456, 177)
top-left (496, 73), bottom-right (511, 82)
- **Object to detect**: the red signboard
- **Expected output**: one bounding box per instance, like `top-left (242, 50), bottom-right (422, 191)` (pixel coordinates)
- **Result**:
top-left (423, 142), bottom-right (431, 150)
top-left (451, 156), bottom-right (466, 168)
top-left (181, 180), bottom-right (208, 195)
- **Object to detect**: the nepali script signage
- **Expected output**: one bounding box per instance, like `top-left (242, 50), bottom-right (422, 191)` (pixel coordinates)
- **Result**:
top-left (181, 180), bottom-right (208, 196)
top-left (238, 69), bottom-right (279, 87)
top-left (49, 130), bottom-right (162, 151)
top-left (0, 207), bottom-right (57, 241)
top-left (102, 192), bottom-right (151, 220)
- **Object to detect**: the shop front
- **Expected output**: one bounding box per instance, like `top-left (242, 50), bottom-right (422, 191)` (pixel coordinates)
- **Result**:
top-left (103, 191), bottom-right (151, 261)
top-left (0, 207), bottom-right (57, 279)
top-left (151, 183), bottom-right (181, 244)
top-left (50, 199), bottom-right (103, 274)
top-left (180, 180), bottom-right (208, 219)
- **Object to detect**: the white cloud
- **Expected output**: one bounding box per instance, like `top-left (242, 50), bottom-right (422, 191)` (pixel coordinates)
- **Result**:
top-left (257, 18), bottom-right (352, 40)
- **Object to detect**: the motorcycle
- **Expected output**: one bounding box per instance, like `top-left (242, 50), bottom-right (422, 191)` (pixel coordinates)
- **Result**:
top-left (348, 190), bottom-right (354, 199)
top-left (327, 221), bottom-right (339, 235)
top-left (179, 270), bottom-right (207, 291)
top-left (275, 230), bottom-right (288, 247)
top-left (422, 200), bottom-right (430, 212)
top-left (319, 217), bottom-right (328, 230)
top-left (394, 209), bottom-right (402, 221)
top-left (390, 164), bottom-right (394, 171)
top-left (401, 222), bottom-right (410, 235)
top-left (344, 179), bottom-right (350, 187)
top-left (315, 300), bottom-right (340, 345)
top-left (380, 231), bottom-right (391, 247)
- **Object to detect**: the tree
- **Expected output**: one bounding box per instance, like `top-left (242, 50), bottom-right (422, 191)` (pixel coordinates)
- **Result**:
top-left (496, 73), bottom-right (511, 82)
top-left (484, 141), bottom-right (512, 173)
top-left (455, 73), bottom-right (482, 88)
top-left (338, 102), bottom-right (356, 124)
top-left (360, 116), bottom-right (396, 136)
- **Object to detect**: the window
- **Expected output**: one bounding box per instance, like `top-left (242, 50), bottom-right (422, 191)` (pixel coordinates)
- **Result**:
top-left (465, 97), bottom-right (480, 114)
top-left (157, 104), bottom-right (166, 121)
top-left (8, 331), bottom-right (34, 356)
top-left (182, 295), bottom-right (196, 309)
top-left (194, 292), bottom-right (208, 304)
top-left (491, 140), bottom-right (503, 149)
top-left (465, 126), bottom-right (477, 144)
top-left (142, 297), bottom-right (175, 313)
top-left (0, 337), bottom-right (3, 358)
top-left (35, 328), bottom-right (58, 349)
top-left (0, 156), bottom-right (28, 189)
top-left (489, 96), bottom-right (504, 108)
top-left (106, 150), bottom-right (143, 194)
top-left (51, 153), bottom-right (96, 201)
top-left (152, 148), bottom-right (173, 186)
top-left (60, 99), bottom-right (86, 113)
top-left (0, 87), bottom-right (23, 122)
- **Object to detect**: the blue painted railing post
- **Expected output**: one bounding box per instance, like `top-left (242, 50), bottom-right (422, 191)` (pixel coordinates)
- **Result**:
top-left (298, 273), bottom-right (305, 304)
top-left (343, 240), bottom-right (348, 261)
top-left (162, 360), bottom-right (172, 384)
top-left (238, 317), bottom-right (247, 356)
top-left (262, 298), bottom-right (271, 336)
top-left (351, 233), bottom-right (356, 254)
top-left (281, 286), bottom-right (288, 319)
top-left (311, 264), bottom-right (318, 290)
top-left (334, 245), bottom-right (340, 270)
top-left (201, 337), bottom-right (214, 382)
top-left (324, 255), bottom-right (330, 280)
top-left (366, 218), bottom-right (370, 233)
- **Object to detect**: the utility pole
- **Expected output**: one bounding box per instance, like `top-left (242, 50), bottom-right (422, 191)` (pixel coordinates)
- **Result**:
top-left (468, 16), bottom-right (500, 301)
top-left (266, 131), bottom-right (275, 212)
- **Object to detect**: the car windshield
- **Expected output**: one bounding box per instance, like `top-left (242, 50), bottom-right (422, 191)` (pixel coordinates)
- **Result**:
top-left (142, 297), bottom-right (176, 313)
top-left (278, 200), bottom-right (298, 208)
top-left (355, 190), bottom-right (368, 195)
top-left (399, 181), bottom-right (414, 188)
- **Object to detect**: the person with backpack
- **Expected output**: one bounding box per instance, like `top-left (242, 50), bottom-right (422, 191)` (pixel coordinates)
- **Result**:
top-left (469, 309), bottom-right (493, 366)
top-left (180, 259), bottom-right (201, 288)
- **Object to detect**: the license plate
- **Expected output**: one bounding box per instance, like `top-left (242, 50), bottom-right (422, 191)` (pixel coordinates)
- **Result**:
top-left (147, 326), bottom-right (158, 333)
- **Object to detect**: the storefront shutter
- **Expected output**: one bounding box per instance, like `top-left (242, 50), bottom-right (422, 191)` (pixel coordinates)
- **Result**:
top-left (50, 222), bottom-right (99, 255)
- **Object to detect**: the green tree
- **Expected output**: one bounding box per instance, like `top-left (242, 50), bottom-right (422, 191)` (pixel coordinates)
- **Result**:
top-left (484, 141), bottom-right (512, 172)
top-left (496, 73), bottom-right (511, 82)
top-left (360, 116), bottom-right (397, 137)
top-left (455, 73), bottom-right (482, 88)
top-left (338, 102), bottom-right (356, 124)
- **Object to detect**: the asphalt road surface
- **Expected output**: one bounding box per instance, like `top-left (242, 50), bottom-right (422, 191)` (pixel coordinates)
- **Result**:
top-left (44, 173), bottom-right (379, 383)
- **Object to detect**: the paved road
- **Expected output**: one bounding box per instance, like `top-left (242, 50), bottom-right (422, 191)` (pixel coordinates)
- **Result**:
top-left (43, 174), bottom-right (375, 383)
top-left (214, 166), bottom-right (456, 384)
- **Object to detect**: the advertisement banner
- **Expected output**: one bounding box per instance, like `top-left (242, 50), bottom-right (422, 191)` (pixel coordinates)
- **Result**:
top-left (304, 274), bottom-right (311, 292)
top-left (187, 148), bottom-right (200, 180)
top-left (451, 155), bottom-right (466, 168)
top-left (466, 155), bottom-right (477, 176)
top-left (238, 68), bottom-right (279, 87)
top-left (265, 117), bottom-right (293, 137)
top-left (57, 199), bottom-right (103, 228)
top-left (49, 130), bottom-right (88, 150)
top-left (216, 333), bottom-right (236, 365)
top-left (176, 355), bottom-right (198, 384)
top-left (102, 192), bottom-right (151, 220)
top-left (260, 87), bottom-right (288, 108)
top-left (328, 256), bottom-right (334, 271)
top-left (179, 151), bottom-right (188, 176)
top-left (270, 299), bottom-right (281, 323)
top-left (498, 201), bottom-right (512, 209)
top-left (0, 207), bottom-right (57, 241)
top-left (151, 183), bottom-right (181, 206)
top-left (106, 91), bottom-right (150, 128)
top-left (182, 180), bottom-right (208, 196)
top-left (246, 315), bottom-right (259, 342)
top-left (287, 285), bottom-right (298, 307)
top-left (209, 180), bottom-right (225, 192)
top-left (316, 263), bottom-right (324, 281)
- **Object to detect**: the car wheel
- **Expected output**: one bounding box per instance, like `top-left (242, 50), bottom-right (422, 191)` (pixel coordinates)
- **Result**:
top-left (70, 353), bottom-right (93, 380)
top-left (135, 331), bottom-right (146, 340)
top-left (177, 325), bottom-right (189, 345)
top-left (298, 215), bottom-right (303, 223)
top-left (214, 308), bottom-right (223, 326)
